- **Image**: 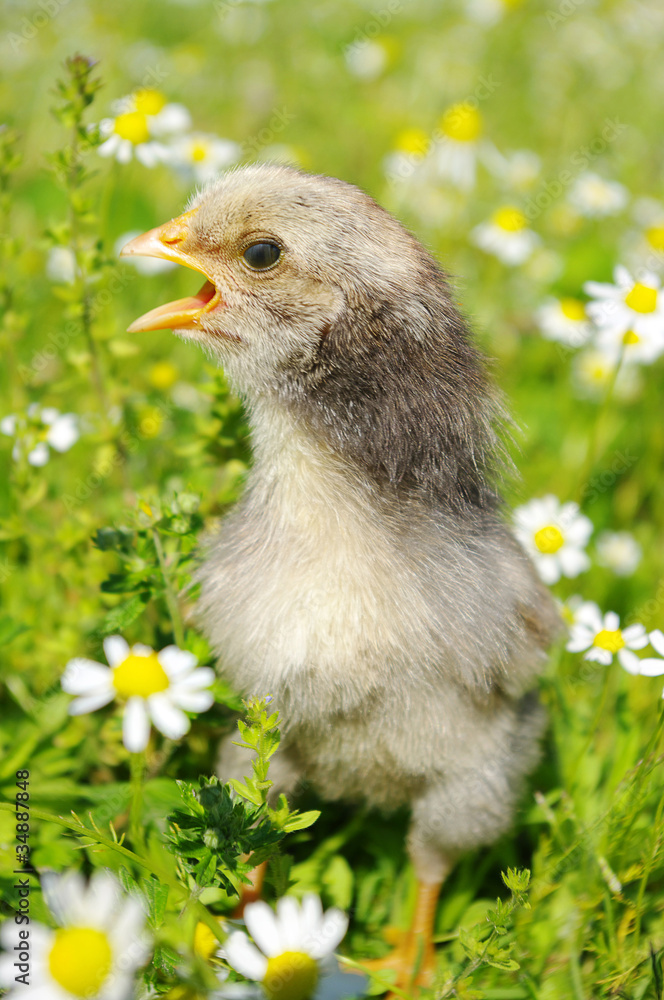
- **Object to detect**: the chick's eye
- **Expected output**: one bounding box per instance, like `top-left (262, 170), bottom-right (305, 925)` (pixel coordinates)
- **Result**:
top-left (243, 241), bottom-right (281, 270)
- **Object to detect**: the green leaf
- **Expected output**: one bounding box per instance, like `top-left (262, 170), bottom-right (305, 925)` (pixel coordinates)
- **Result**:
top-left (281, 810), bottom-right (321, 833)
top-left (99, 594), bottom-right (149, 635)
top-left (140, 876), bottom-right (169, 929)
top-left (0, 616), bottom-right (29, 645)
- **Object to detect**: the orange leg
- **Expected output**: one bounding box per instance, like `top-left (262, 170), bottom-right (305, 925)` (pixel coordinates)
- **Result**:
top-left (359, 879), bottom-right (442, 997)
top-left (231, 860), bottom-right (268, 918)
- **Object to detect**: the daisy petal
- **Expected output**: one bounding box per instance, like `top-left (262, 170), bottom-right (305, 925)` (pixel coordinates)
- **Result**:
top-left (28, 442), bottom-right (50, 466)
top-left (300, 893), bottom-right (324, 932)
top-left (276, 895), bottom-right (303, 951)
top-left (650, 630), bottom-right (664, 656)
top-left (623, 624), bottom-right (648, 649)
top-left (176, 667), bottom-right (216, 690)
top-left (536, 556), bottom-right (561, 585)
top-left (123, 696), bottom-right (150, 752)
top-left (585, 647), bottom-right (612, 665)
top-left (308, 909), bottom-right (348, 959)
top-left (173, 689), bottom-right (214, 712)
top-left (224, 931), bottom-right (269, 980)
top-left (617, 649), bottom-right (642, 674)
top-left (158, 645), bottom-right (198, 677)
top-left (61, 659), bottom-right (111, 694)
top-left (631, 657), bottom-right (664, 677)
top-left (147, 693), bottom-right (190, 740)
top-left (557, 547), bottom-right (590, 578)
top-left (104, 635), bottom-right (130, 667)
top-left (69, 690), bottom-right (115, 715)
top-left (243, 901), bottom-right (283, 958)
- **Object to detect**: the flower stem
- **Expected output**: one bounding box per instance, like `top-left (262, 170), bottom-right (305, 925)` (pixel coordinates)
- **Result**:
top-left (152, 527), bottom-right (186, 647)
top-left (129, 749), bottom-right (146, 850)
top-left (575, 348), bottom-right (624, 503)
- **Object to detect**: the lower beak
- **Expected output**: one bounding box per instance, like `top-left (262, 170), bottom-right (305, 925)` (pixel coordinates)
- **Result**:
top-left (120, 209), bottom-right (223, 333)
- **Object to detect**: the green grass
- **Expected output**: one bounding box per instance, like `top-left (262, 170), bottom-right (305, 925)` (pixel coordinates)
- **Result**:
top-left (1, 1), bottom-right (664, 997)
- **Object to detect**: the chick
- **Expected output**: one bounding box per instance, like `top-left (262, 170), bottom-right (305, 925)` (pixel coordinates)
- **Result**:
top-left (122, 165), bottom-right (560, 994)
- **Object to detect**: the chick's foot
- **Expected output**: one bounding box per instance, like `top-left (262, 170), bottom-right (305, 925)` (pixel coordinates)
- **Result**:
top-left (358, 879), bottom-right (442, 996)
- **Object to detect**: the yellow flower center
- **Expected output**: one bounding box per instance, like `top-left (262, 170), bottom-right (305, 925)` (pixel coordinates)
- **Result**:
top-left (440, 103), bottom-right (482, 143)
top-left (624, 282), bottom-right (657, 314)
top-left (645, 225), bottom-right (664, 251)
top-left (623, 329), bottom-right (640, 345)
top-left (114, 111), bottom-right (150, 145)
top-left (112, 651), bottom-right (169, 698)
top-left (593, 629), bottom-right (625, 653)
top-left (133, 88), bottom-right (167, 116)
top-left (149, 361), bottom-right (179, 390)
top-left (263, 952), bottom-right (318, 1000)
top-left (49, 927), bottom-right (112, 997)
top-left (193, 922), bottom-right (219, 962)
top-left (560, 298), bottom-right (586, 321)
top-left (138, 406), bottom-right (164, 438)
top-left (395, 127), bottom-right (429, 155)
top-left (561, 604), bottom-right (576, 625)
top-left (492, 206), bottom-right (527, 232)
top-left (589, 363), bottom-right (607, 382)
top-left (191, 141), bottom-right (209, 162)
top-left (534, 525), bottom-right (564, 554)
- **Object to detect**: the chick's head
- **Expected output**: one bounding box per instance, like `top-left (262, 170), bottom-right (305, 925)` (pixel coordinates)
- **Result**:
top-left (122, 163), bottom-right (439, 397)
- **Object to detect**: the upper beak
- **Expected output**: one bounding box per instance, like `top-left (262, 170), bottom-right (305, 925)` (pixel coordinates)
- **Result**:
top-left (121, 208), bottom-right (223, 333)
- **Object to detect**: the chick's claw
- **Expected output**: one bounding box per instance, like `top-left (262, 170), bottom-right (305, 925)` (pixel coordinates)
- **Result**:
top-left (361, 933), bottom-right (437, 997)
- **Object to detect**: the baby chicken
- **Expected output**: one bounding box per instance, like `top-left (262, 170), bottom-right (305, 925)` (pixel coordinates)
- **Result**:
top-left (122, 165), bottom-right (559, 994)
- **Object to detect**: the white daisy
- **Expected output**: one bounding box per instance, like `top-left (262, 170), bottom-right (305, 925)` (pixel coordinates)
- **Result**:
top-left (567, 172), bottom-right (628, 219)
top-left (344, 39), bottom-right (388, 80)
top-left (566, 603), bottom-right (649, 673)
top-left (483, 147), bottom-right (541, 192)
top-left (1, 404), bottom-right (79, 466)
top-left (222, 895), bottom-right (363, 1000)
top-left (595, 531), bottom-right (642, 577)
top-left (383, 128), bottom-right (433, 186)
top-left (464, 0), bottom-right (524, 25)
top-left (584, 266), bottom-right (664, 343)
top-left (471, 205), bottom-right (540, 266)
top-left (0, 870), bottom-right (149, 1000)
top-left (594, 316), bottom-right (664, 365)
top-left (61, 636), bottom-right (215, 752)
top-left (47, 246), bottom-right (77, 284)
top-left (631, 198), bottom-right (664, 268)
top-left (536, 297), bottom-right (593, 347)
top-left (513, 495), bottom-right (592, 585)
top-left (571, 348), bottom-right (642, 402)
top-left (558, 594), bottom-right (587, 628)
top-left (168, 132), bottom-right (241, 184)
top-left (97, 88), bottom-right (191, 167)
top-left (632, 630), bottom-right (664, 695)
top-left (434, 102), bottom-right (487, 191)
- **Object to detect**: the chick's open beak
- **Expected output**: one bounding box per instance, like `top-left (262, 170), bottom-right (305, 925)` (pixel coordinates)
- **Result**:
top-left (121, 208), bottom-right (223, 333)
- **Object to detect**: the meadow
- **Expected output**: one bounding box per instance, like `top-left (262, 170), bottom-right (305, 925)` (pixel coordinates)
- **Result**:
top-left (1, 0), bottom-right (664, 998)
